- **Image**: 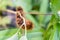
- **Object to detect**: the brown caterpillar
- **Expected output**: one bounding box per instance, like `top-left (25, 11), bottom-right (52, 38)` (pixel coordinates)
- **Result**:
top-left (16, 7), bottom-right (33, 30)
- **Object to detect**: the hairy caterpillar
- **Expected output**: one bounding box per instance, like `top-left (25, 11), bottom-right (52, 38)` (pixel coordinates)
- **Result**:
top-left (16, 7), bottom-right (33, 30)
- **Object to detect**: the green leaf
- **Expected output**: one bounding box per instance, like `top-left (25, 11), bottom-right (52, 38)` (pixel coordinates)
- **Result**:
top-left (38, 0), bottom-right (49, 24)
top-left (0, 28), bottom-right (18, 40)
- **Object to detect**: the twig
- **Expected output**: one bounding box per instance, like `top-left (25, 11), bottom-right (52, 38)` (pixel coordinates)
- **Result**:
top-left (16, 12), bottom-right (27, 39)
top-left (1, 9), bottom-right (53, 15)
top-left (17, 12), bottom-right (27, 36)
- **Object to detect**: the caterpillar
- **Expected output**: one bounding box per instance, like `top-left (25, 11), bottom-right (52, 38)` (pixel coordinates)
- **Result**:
top-left (16, 7), bottom-right (33, 30)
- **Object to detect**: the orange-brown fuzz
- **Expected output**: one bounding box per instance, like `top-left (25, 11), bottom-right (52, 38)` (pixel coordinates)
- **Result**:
top-left (16, 6), bottom-right (33, 30)
top-left (22, 20), bottom-right (33, 30)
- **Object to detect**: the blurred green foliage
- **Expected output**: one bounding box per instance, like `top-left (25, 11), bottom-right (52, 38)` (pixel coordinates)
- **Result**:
top-left (0, 0), bottom-right (60, 40)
